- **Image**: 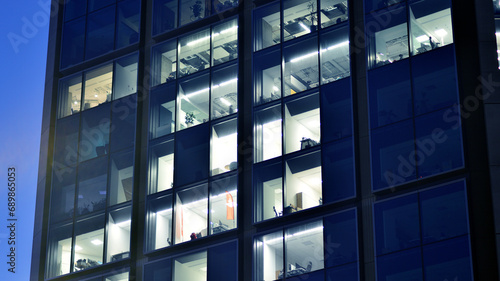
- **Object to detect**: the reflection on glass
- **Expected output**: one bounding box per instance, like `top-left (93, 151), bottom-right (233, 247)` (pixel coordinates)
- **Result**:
top-left (178, 74), bottom-right (210, 130)
top-left (46, 224), bottom-right (72, 278)
top-left (211, 119), bottom-right (237, 176)
top-left (153, 0), bottom-right (178, 35)
top-left (283, 0), bottom-right (317, 41)
top-left (116, 0), bottom-right (140, 49)
top-left (180, 0), bottom-right (208, 26)
top-left (213, 0), bottom-right (238, 14)
top-left (114, 54), bottom-right (138, 99)
top-left (150, 83), bottom-right (176, 138)
top-left (211, 65), bottom-right (238, 119)
top-left (320, 26), bottom-right (350, 84)
top-left (58, 74), bottom-right (82, 118)
top-left (320, 0), bottom-right (348, 28)
top-left (73, 215), bottom-right (105, 272)
top-left (285, 151), bottom-right (322, 213)
top-left (210, 176), bottom-right (237, 234)
top-left (254, 105), bottom-right (282, 163)
top-left (253, 2), bottom-right (280, 51)
top-left (107, 207), bottom-right (131, 263)
top-left (86, 6), bottom-right (115, 59)
top-left (175, 184), bottom-right (208, 244)
top-left (152, 39), bottom-right (177, 86)
top-left (376, 248), bottom-right (422, 281)
top-left (50, 167), bottom-right (76, 223)
top-left (54, 115), bottom-right (80, 168)
top-left (78, 104), bottom-right (111, 162)
top-left (83, 64), bottom-right (113, 110)
top-left (254, 161), bottom-right (283, 221)
top-left (173, 251), bottom-right (207, 281)
top-left (284, 37), bottom-right (319, 96)
top-left (105, 271), bottom-right (130, 281)
top-left (285, 221), bottom-right (324, 277)
top-left (212, 19), bottom-right (238, 66)
top-left (109, 150), bottom-right (134, 206)
top-left (149, 140), bottom-right (174, 194)
top-left (61, 18), bottom-right (85, 68)
top-left (254, 231), bottom-right (283, 281)
top-left (254, 49), bottom-right (281, 105)
top-left (409, 0), bottom-right (453, 55)
top-left (179, 29), bottom-right (210, 77)
top-left (77, 157), bottom-right (108, 216)
top-left (285, 93), bottom-right (320, 154)
top-left (147, 194), bottom-right (173, 250)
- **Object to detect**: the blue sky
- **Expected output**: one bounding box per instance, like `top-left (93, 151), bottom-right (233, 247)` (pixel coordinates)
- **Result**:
top-left (0, 1), bottom-right (49, 280)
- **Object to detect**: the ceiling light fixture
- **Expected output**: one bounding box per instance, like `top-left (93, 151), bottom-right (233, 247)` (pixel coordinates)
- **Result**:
top-left (91, 239), bottom-right (103, 245)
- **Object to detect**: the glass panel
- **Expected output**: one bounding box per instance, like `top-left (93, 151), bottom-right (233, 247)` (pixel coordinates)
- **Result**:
top-left (423, 236), bottom-right (473, 281)
top-left (149, 139), bottom-right (174, 194)
top-left (88, 0), bottom-right (114, 12)
top-left (254, 48), bottom-right (282, 105)
top-left (320, 26), bottom-right (350, 84)
top-left (374, 194), bottom-right (420, 255)
top-left (174, 184), bottom-right (208, 244)
top-left (173, 251), bottom-right (207, 281)
top-left (211, 119), bottom-right (237, 176)
top-left (61, 18), bottom-right (85, 68)
top-left (415, 107), bottom-right (463, 178)
top-left (114, 54), bottom-right (138, 99)
top-left (76, 157), bottom-right (108, 216)
top-left (368, 61), bottom-right (412, 129)
top-left (212, 19), bottom-right (238, 66)
top-left (64, 0), bottom-right (87, 22)
top-left (211, 64), bottom-right (238, 119)
top-left (254, 105), bottom-right (282, 163)
top-left (367, 5), bottom-right (409, 69)
top-left (108, 149), bottom-right (134, 206)
top-left (175, 124), bottom-right (209, 185)
top-left (106, 206), bottom-right (131, 263)
top-left (150, 83), bottom-right (176, 139)
top-left (371, 120), bottom-right (415, 190)
top-left (420, 181), bottom-right (468, 243)
top-left (116, 0), bottom-right (140, 49)
top-left (74, 215), bottom-right (105, 271)
top-left (79, 104), bottom-right (111, 162)
top-left (285, 221), bottom-right (324, 278)
top-left (58, 74), bottom-right (83, 118)
top-left (376, 248), bottom-right (422, 281)
top-left (86, 6), bottom-right (116, 59)
top-left (283, 0), bottom-right (317, 41)
top-left (210, 176), bottom-right (237, 234)
top-left (324, 209), bottom-right (357, 267)
top-left (109, 96), bottom-right (137, 152)
top-left (320, 0), bottom-right (348, 28)
top-left (178, 74), bottom-right (210, 130)
top-left (326, 263), bottom-right (359, 281)
top-left (212, 0), bottom-right (238, 14)
top-left (144, 258), bottom-right (172, 281)
top-left (153, 0), bottom-right (178, 35)
top-left (180, 0), bottom-right (208, 26)
top-left (321, 79), bottom-right (352, 142)
top-left (284, 93), bottom-right (320, 154)
top-left (50, 167), bottom-right (76, 223)
top-left (254, 161), bottom-right (283, 221)
top-left (46, 224), bottom-right (72, 278)
top-left (208, 241), bottom-right (238, 280)
top-left (322, 138), bottom-right (355, 203)
top-left (253, 2), bottom-right (280, 51)
top-left (83, 64), bottom-right (113, 111)
top-left (147, 194), bottom-right (173, 251)
top-left (285, 151), bottom-right (322, 213)
top-left (105, 271), bottom-right (130, 281)
top-left (179, 29), bottom-right (211, 77)
top-left (152, 39), bottom-right (177, 86)
top-left (53, 115), bottom-right (80, 169)
top-left (254, 231), bottom-right (284, 281)
top-left (284, 37), bottom-right (319, 96)
top-left (409, 0), bottom-right (453, 55)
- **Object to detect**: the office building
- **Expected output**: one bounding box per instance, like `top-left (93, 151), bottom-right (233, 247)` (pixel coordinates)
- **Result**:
top-left (31, 0), bottom-right (500, 280)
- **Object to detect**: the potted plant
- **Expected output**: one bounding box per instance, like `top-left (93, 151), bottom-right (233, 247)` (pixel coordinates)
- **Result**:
top-left (185, 112), bottom-right (195, 127)
top-left (307, 0), bottom-right (317, 31)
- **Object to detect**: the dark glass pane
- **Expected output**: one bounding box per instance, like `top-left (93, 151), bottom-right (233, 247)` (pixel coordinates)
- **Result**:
top-left (144, 258), bottom-right (172, 281)
top-left (53, 115), bottom-right (80, 169)
top-left (208, 241), bottom-right (238, 281)
top-left (88, 0), bottom-right (115, 12)
top-left (286, 269), bottom-right (324, 281)
top-left (374, 194), bottom-right (420, 255)
top-left (212, 0), bottom-right (238, 14)
top-left (76, 157), bottom-right (108, 216)
top-left (46, 224), bottom-right (73, 278)
top-left (150, 83), bottom-right (176, 139)
top-left (79, 104), bottom-right (111, 162)
top-left (365, 0), bottom-right (404, 12)
top-left (254, 160), bottom-right (283, 222)
top-left (423, 236), bottom-right (473, 281)
top-left (108, 149), bottom-right (134, 206)
top-left (180, 0), bottom-right (208, 26)
top-left (61, 18), bottom-right (85, 68)
top-left (420, 181), bottom-right (468, 243)
top-left (175, 124), bottom-right (209, 186)
top-left (368, 60), bottom-right (412, 129)
top-left (324, 209), bottom-right (357, 267)
top-left (153, 0), bottom-right (178, 35)
top-left (371, 120), bottom-right (415, 190)
top-left (110, 95), bottom-right (137, 152)
top-left (415, 107), bottom-right (463, 178)
top-left (254, 48), bottom-right (282, 105)
top-left (64, 0), bottom-right (87, 22)
top-left (50, 167), bottom-right (76, 223)
top-left (116, 0), bottom-right (140, 49)
top-left (412, 46), bottom-right (458, 115)
top-left (326, 263), bottom-right (358, 281)
top-left (321, 78), bottom-right (352, 141)
top-left (376, 248), bottom-right (423, 281)
top-left (86, 6), bottom-right (116, 59)
top-left (322, 138), bottom-right (355, 203)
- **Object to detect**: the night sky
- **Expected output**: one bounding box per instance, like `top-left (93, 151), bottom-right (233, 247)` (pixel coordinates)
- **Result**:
top-left (0, 1), bottom-right (49, 280)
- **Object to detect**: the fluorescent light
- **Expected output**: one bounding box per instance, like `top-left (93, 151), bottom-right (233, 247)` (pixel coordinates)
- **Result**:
top-left (416, 35), bottom-right (428, 43)
top-left (273, 86), bottom-right (279, 92)
top-left (74, 245), bottom-right (82, 251)
top-left (157, 208), bottom-right (172, 215)
top-left (220, 98), bottom-right (232, 106)
top-left (434, 29), bottom-right (447, 37)
top-left (326, 40), bottom-right (349, 51)
top-left (187, 26), bottom-right (238, 46)
top-left (91, 239), bottom-right (103, 245)
top-left (285, 226), bottom-right (324, 238)
top-left (290, 51), bottom-right (318, 63)
top-left (185, 87), bottom-right (209, 97)
top-left (213, 78), bottom-right (238, 89)
top-left (299, 22), bottom-right (311, 33)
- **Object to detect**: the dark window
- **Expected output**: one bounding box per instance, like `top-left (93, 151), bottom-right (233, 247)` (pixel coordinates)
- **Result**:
top-left (208, 241), bottom-right (238, 280)
top-left (64, 0), bottom-right (87, 22)
top-left (53, 115), bottom-right (80, 169)
top-left (324, 210), bottom-right (358, 268)
top-left (88, 0), bottom-right (115, 13)
top-left (144, 258), bottom-right (172, 281)
top-left (116, 0), bottom-right (140, 49)
top-left (321, 78), bottom-right (352, 141)
top-left (150, 83), bottom-right (176, 139)
top-left (79, 104), bottom-right (111, 162)
top-left (326, 263), bottom-right (358, 281)
top-left (212, 0), bottom-right (238, 14)
top-left (108, 149), bottom-right (134, 206)
top-left (86, 6), bottom-right (116, 60)
top-left (180, 0), bottom-right (208, 26)
top-left (376, 248), bottom-right (422, 281)
top-left (110, 96), bottom-right (137, 153)
top-left (153, 0), bottom-right (178, 35)
top-left (76, 157), bottom-right (108, 216)
top-left (322, 138), bottom-right (355, 203)
top-left (175, 124), bottom-right (209, 186)
top-left (365, 0), bottom-right (404, 12)
top-left (422, 236), bottom-right (473, 280)
top-left (61, 18), bottom-right (86, 68)
top-left (50, 167), bottom-right (76, 224)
